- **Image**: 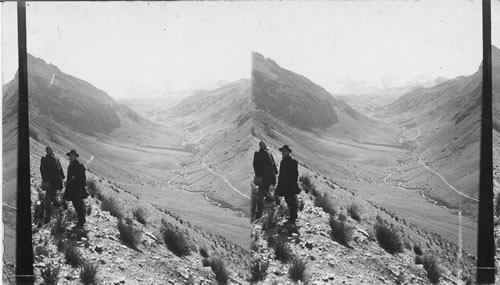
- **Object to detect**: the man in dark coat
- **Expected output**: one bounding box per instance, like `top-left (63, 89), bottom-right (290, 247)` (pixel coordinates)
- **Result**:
top-left (275, 145), bottom-right (300, 224)
top-left (63, 149), bottom-right (88, 228)
top-left (40, 145), bottom-right (65, 223)
top-left (253, 141), bottom-right (278, 219)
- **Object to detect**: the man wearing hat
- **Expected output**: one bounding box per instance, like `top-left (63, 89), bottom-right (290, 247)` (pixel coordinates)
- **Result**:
top-left (252, 141), bottom-right (278, 220)
top-left (63, 149), bottom-right (88, 228)
top-left (275, 145), bottom-right (301, 224)
top-left (40, 145), bottom-right (65, 223)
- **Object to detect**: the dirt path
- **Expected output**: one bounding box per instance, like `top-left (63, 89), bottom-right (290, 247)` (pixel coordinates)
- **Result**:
top-left (166, 123), bottom-right (249, 218)
top-left (196, 125), bottom-right (250, 199)
top-left (411, 119), bottom-right (478, 202)
top-left (384, 118), bottom-right (478, 203)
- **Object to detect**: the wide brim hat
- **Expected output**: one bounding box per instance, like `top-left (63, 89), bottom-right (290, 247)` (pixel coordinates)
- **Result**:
top-left (279, 145), bottom-right (292, 153)
top-left (66, 149), bottom-right (79, 157)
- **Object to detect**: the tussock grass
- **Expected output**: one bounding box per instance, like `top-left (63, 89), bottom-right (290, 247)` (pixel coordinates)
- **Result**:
top-left (288, 258), bottom-right (307, 283)
top-left (250, 258), bottom-right (269, 282)
top-left (413, 244), bottom-right (423, 255)
top-left (117, 219), bottom-right (142, 249)
top-left (329, 215), bottom-right (354, 247)
top-left (64, 240), bottom-right (83, 267)
top-left (132, 207), bottom-right (148, 225)
top-left (41, 263), bottom-right (60, 285)
top-left (100, 198), bottom-right (125, 219)
top-left (348, 203), bottom-right (362, 222)
top-left (80, 261), bottom-right (99, 285)
top-left (299, 174), bottom-right (315, 194)
top-left (161, 226), bottom-right (191, 257)
top-left (199, 246), bottom-right (209, 258)
top-left (273, 238), bottom-right (293, 263)
top-left (202, 258), bottom-right (212, 267)
top-left (314, 194), bottom-right (339, 216)
top-left (375, 223), bottom-right (404, 254)
top-left (86, 179), bottom-right (99, 197)
top-left (422, 255), bottom-right (442, 284)
top-left (210, 257), bottom-right (230, 285)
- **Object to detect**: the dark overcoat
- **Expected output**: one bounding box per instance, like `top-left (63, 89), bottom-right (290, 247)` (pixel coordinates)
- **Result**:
top-left (275, 155), bottom-right (300, 196)
top-left (63, 160), bottom-right (88, 201)
top-left (253, 149), bottom-right (278, 186)
top-left (40, 155), bottom-right (65, 190)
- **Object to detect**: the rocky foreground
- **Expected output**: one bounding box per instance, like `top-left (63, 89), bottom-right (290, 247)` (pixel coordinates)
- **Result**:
top-left (249, 172), bottom-right (476, 285)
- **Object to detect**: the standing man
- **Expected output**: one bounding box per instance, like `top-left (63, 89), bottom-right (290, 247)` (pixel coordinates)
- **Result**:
top-left (253, 141), bottom-right (278, 220)
top-left (63, 149), bottom-right (88, 228)
top-left (275, 145), bottom-right (301, 225)
top-left (40, 146), bottom-right (65, 224)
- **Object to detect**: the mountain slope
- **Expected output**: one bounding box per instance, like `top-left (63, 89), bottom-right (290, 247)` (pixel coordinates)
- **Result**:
top-left (252, 52), bottom-right (362, 131)
top-left (383, 46), bottom-right (500, 213)
top-left (2, 54), bottom-right (143, 136)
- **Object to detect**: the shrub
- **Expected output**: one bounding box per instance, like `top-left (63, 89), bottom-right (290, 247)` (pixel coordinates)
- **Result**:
top-left (329, 216), bottom-right (354, 247)
top-left (299, 174), bottom-right (314, 194)
top-left (250, 258), bottom-right (269, 282)
top-left (375, 223), bottom-right (404, 254)
top-left (199, 246), bottom-right (209, 258)
top-left (100, 198), bottom-right (125, 219)
top-left (132, 207), bottom-right (148, 225)
top-left (413, 244), bottom-right (423, 255)
top-left (64, 240), bottom-right (83, 267)
top-left (348, 203), bottom-right (362, 222)
top-left (80, 261), bottom-right (99, 285)
top-left (202, 258), bottom-right (212, 267)
top-left (41, 263), bottom-right (60, 285)
top-left (314, 194), bottom-right (338, 216)
top-left (273, 238), bottom-right (293, 263)
top-left (162, 226), bottom-right (191, 257)
top-left (422, 255), bottom-right (442, 284)
top-left (210, 257), bottom-right (230, 285)
top-left (288, 258), bottom-right (307, 283)
top-left (117, 219), bottom-right (142, 249)
top-left (86, 179), bottom-right (99, 197)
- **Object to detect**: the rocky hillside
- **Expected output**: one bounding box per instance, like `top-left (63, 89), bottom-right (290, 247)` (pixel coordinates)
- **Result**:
top-left (2, 54), bottom-right (140, 136)
top-left (3, 141), bottom-right (252, 284)
top-left (252, 52), bottom-right (361, 131)
top-left (249, 169), bottom-right (476, 284)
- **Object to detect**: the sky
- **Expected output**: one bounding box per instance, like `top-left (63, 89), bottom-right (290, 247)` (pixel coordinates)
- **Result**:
top-left (2, 1), bottom-right (500, 98)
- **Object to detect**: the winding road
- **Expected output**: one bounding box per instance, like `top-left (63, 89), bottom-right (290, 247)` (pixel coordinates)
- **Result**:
top-left (165, 122), bottom-right (249, 217)
top-left (384, 118), bottom-right (478, 205)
